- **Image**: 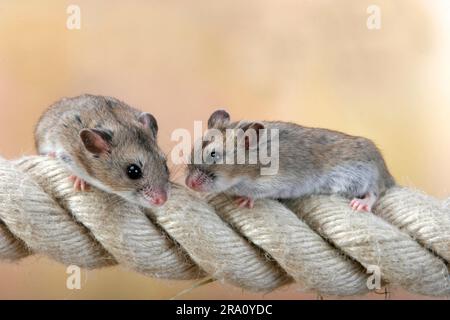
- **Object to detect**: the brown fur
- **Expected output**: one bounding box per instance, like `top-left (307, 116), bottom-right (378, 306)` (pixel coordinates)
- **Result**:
top-left (35, 94), bottom-right (170, 207)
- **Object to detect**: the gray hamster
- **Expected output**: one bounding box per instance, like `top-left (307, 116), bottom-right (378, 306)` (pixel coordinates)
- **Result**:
top-left (186, 110), bottom-right (395, 211)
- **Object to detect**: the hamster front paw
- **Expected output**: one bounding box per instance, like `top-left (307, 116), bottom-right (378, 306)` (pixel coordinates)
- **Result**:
top-left (235, 196), bottom-right (254, 209)
top-left (69, 175), bottom-right (90, 192)
top-left (350, 193), bottom-right (376, 212)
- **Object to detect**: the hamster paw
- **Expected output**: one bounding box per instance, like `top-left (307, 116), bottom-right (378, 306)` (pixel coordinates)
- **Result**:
top-left (350, 193), bottom-right (376, 212)
top-left (235, 196), bottom-right (255, 209)
top-left (69, 175), bottom-right (90, 192)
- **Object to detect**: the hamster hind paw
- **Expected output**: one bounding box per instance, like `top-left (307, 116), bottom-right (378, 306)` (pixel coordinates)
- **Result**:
top-left (350, 193), bottom-right (376, 212)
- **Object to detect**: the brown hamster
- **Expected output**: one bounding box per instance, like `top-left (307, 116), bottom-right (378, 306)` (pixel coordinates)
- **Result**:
top-left (35, 94), bottom-right (170, 207)
top-left (185, 110), bottom-right (395, 211)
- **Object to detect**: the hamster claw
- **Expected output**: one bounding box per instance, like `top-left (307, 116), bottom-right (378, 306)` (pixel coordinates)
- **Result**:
top-left (235, 196), bottom-right (254, 209)
top-left (69, 175), bottom-right (90, 192)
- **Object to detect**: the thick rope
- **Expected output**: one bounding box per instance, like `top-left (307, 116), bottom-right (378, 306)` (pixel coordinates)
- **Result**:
top-left (0, 156), bottom-right (449, 296)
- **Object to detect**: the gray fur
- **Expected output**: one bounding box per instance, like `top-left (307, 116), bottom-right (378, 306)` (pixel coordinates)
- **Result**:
top-left (187, 112), bottom-right (395, 207)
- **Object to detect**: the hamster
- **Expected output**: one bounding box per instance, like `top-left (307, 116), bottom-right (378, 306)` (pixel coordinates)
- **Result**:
top-left (185, 110), bottom-right (395, 212)
top-left (35, 94), bottom-right (170, 207)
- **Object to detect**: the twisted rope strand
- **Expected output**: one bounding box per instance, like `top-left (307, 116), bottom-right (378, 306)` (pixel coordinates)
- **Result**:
top-left (0, 156), bottom-right (449, 296)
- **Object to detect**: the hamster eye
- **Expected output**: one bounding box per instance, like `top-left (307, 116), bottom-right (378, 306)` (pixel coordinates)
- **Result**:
top-left (210, 151), bottom-right (216, 158)
top-left (127, 164), bottom-right (142, 180)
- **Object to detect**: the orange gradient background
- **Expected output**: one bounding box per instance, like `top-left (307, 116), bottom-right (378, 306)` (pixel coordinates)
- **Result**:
top-left (0, 0), bottom-right (449, 299)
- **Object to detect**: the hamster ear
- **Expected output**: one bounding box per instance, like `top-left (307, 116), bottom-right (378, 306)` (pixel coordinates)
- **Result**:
top-left (241, 122), bottom-right (265, 150)
top-left (80, 129), bottom-right (111, 155)
top-left (208, 109), bottom-right (230, 129)
top-left (139, 113), bottom-right (158, 139)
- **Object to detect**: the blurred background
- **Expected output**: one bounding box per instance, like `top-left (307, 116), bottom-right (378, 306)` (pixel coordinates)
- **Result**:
top-left (0, 0), bottom-right (449, 299)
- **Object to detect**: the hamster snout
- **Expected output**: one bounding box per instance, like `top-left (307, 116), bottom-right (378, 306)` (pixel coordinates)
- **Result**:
top-left (185, 174), bottom-right (206, 191)
top-left (141, 186), bottom-right (168, 206)
top-left (185, 168), bottom-right (216, 192)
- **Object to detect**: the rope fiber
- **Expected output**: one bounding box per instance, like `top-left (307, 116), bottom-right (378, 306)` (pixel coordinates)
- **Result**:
top-left (0, 156), bottom-right (449, 296)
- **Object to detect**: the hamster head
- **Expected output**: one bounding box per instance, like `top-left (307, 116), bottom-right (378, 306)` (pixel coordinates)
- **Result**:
top-left (185, 110), bottom-right (265, 193)
top-left (79, 113), bottom-right (170, 207)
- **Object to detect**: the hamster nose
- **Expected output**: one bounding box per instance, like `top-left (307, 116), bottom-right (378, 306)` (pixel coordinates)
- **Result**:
top-left (186, 176), bottom-right (201, 190)
top-left (150, 190), bottom-right (167, 206)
